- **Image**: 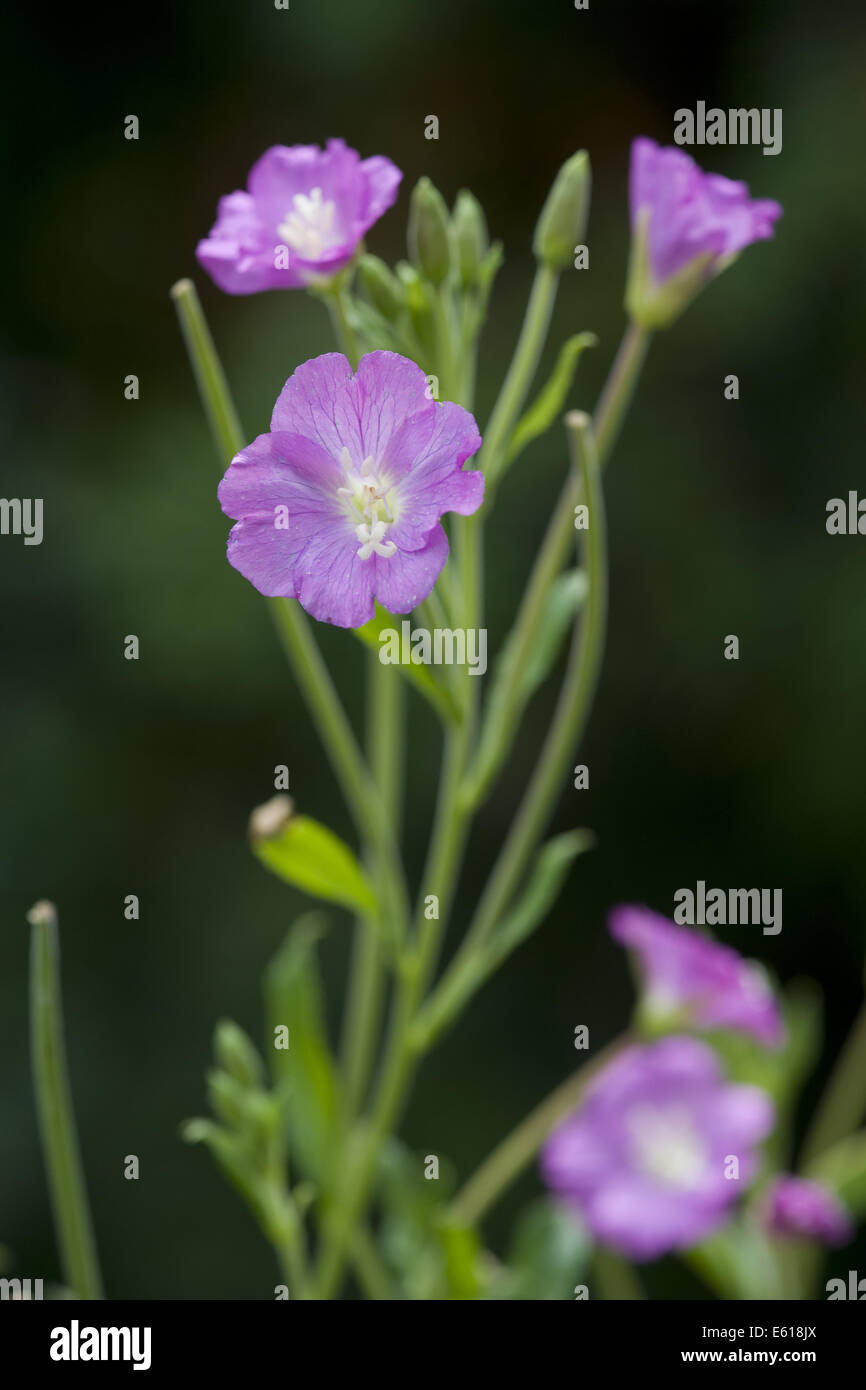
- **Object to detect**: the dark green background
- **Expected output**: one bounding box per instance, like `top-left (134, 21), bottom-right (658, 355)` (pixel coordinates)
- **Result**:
top-left (3, 0), bottom-right (865, 1297)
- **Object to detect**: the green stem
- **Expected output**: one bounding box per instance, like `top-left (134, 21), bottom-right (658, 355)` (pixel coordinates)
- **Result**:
top-left (482, 263), bottom-right (560, 487)
top-left (456, 411), bottom-right (607, 960)
top-left (432, 285), bottom-right (458, 403)
top-left (351, 1224), bottom-right (397, 1300)
top-left (341, 658), bottom-right (404, 1117)
top-left (800, 998), bottom-right (866, 1167)
top-left (28, 901), bottom-right (104, 1299)
top-left (461, 322), bottom-right (649, 809)
top-left (324, 280), bottom-right (362, 368)
top-left (593, 319), bottom-right (650, 462)
top-left (171, 278), bottom-right (243, 463)
top-left (448, 1034), bottom-right (631, 1227)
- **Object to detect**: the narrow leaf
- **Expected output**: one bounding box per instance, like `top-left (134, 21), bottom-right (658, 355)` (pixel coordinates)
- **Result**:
top-left (264, 914), bottom-right (341, 1182)
top-left (353, 603), bottom-right (460, 723)
top-left (250, 795), bottom-right (377, 915)
top-left (506, 332), bottom-right (597, 465)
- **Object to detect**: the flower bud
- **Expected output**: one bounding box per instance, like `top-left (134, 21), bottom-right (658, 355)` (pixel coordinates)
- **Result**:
top-left (452, 190), bottom-right (488, 289)
top-left (407, 177), bottom-right (453, 285)
top-left (533, 151), bottom-right (591, 272)
top-left (356, 254), bottom-right (406, 321)
top-left (214, 1018), bottom-right (264, 1089)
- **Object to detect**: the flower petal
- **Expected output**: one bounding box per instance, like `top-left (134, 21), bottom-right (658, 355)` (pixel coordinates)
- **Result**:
top-left (294, 525), bottom-right (377, 628)
top-left (373, 525), bottom-right (449, 614)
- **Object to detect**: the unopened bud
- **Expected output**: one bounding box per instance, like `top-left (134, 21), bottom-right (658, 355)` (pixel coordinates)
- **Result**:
top-left (408, 177), bottom-right (453, 285)
top-left (533, 151), bottom-right (591, 271)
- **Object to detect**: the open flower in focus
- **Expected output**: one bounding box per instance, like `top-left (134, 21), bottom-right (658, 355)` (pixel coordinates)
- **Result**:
top-left (218, 351), bottom-right (483, 628)
top-left (196, 140), bottom-right (402, 293)
top-left (541, 1036), bottom-right (774, 1261)
top-left (610, 904), bottom-right (783, 1047)
top-left (626, 136), bottom-right (782, 329)
top-left (763, 1176), bottom-right (853, 1246)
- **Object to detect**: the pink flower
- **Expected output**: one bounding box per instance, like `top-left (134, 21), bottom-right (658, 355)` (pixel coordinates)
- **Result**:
top-left (197, 140), bottom-right (402, 294)
top-left (764, 1176), bottom-right (853, 1246)
top-left (610, 905), bottom-right (783, 1047)
top-left (626, 137), bottom-right (782, 328)
top-left (542, 1037), bottom-right (774, 1261)
top-left (218, 352), bottom-right (483, 628)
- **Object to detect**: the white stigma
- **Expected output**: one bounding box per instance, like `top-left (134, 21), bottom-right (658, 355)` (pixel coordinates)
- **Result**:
top-left (337, 447), bottom-right (398, 560)
top-left (277, 187), bottom-right (337, 260)
top-left (628, 1104), bottom-right (708, 1189)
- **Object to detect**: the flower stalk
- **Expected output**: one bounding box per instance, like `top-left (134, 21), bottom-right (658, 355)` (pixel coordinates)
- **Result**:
top-left (28, 901), bottom-right (103, 1300)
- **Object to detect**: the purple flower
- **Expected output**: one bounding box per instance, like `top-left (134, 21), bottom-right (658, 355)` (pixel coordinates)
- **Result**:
top-left (763, 1176), bottom-right (853, 1246)
top-left (626, 137), bottom-right (782, 328)
top-left (610, 905), bottom-right (783, 1048)
top-left (196, 140), bottom-right (402, 294)
top-left (541, 1037), bottom-right (774, 1261)
top-left (218, 351), bottom-right (483, 628)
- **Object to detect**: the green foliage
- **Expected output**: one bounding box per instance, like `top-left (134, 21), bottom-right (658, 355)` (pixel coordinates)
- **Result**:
top-left (376, 1140), bottom-right (486, 1299)
top-left (353, 602), bottom-right (460, 722)
top-left (264, 914), bottom-right (342, 1184)
top-left (251, 800), bottom-right (378, 916)
top-left (507, 333), bottom-right (597, 466)
top-left (483, 1199), bottom-right (591, 1300)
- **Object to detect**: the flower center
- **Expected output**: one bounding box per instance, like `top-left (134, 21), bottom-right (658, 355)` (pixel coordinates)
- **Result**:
top-left (628, 1104), bottom-right (707, 1189)
top-left (337, 447), bottom-right (398, 560)
top-left (277, 187), bottom-right (337, 260)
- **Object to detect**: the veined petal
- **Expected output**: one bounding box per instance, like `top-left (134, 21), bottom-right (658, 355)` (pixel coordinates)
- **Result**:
top-left (372, 524), bottom-right (449, 614)
top-left (294, 525), bottom-right (377, 628)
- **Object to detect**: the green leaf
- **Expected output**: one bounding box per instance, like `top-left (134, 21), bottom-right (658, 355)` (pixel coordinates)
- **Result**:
top-left (506, 333), bottom-right (597, 465)
top-left (263, 914), bottom-right (341, 1183)
top-left (484, 1199), bottom-right (591, 1300)
top-left (377, 1140), bottom-right (475, 1300)
top-left (250, 796), bottom-right (377, 915)
top-left (353, 603), bottom-right (460, 723)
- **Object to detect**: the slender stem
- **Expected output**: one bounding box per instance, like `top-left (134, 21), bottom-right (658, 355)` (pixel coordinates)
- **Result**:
top-left (457, 412), bottom-right (607, 959)
top-left (800, 998), bottom-right (866, 1167)
top-left (28, 901), bottom-right (104, 1299)
top-left (432, 285), bottom-right (458, 403)
top-left (592, 320), bottom-right (650, 462)
top-left (341, 658), bottom-right (404, 1117)
top-left (461, 323), bottom-right (650, 809)
top-left (448, 1034), bottom-right (631, 1227)
top-left (171, 279), bottom-right (243, 463)
top-left (324, 280), bottom-right (362, 368)
top-left (351, 1225), bottom-right (397, 1300)
top-left (482, 263), bottom-right (560, 487)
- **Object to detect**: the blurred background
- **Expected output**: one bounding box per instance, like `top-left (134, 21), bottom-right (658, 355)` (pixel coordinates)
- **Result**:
top-left (3, 0), bottom-right (866, 1298)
